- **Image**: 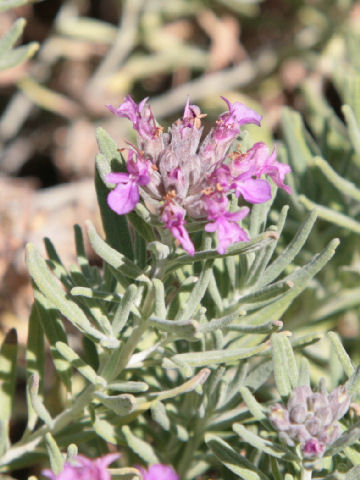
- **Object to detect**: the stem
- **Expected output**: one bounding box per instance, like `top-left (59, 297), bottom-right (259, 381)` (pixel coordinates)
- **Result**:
top-left (301, 467), bottom-right (312, 480)
top-left (0, 384), bottom-right (95, 469)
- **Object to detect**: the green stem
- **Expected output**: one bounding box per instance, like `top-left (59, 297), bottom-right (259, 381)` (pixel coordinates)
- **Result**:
top-left (301, 467), bottom-right (312, 480)
top-left (0, 384), bottom-right (95, 469)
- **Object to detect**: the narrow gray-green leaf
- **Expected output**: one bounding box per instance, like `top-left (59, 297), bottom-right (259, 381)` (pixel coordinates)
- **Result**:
top-left (112, 285), bottom-right (138, 336)
top-left (56, 341), bottom-right (105, 387)
top-left (239, 386), bottom-right (266, 421)
top-left (233, 423), bottom-right (297, 461)
top-left (122, 425), bottom-right (159, 464)
top-left (328, 332), bottom-right (355, 378)
top-left (86, 221), bottom-right (147, 282)
top-left (163, 343), bottom-right (268, 368)
top-left (0, 329), bottom-right (18, 422)
top-left (205, 434), bottom-right (270, 480)
top-left (26, 244), bottom-right (106, 343)
top-left (258, 209), bottom-right (317, 287)
top-left (95, 392), bottom-right (135, 416)
top-left (299, 196), bottom-right (360, 233)
top-left (281, 107), bottom-right (313, 175)
top-left (29, 374), bottom-right (53, 429)
top-left (272, 333), bottom-right (298, 397)
top-left (45, 433), bottom-right (63, 474)
top-left (26, 306), bottom-right (45, 431)
top-left (164, 232), bottom-right (276, 275)
top-left (313, 156), bottom-right (360, 202)
top-left (175, 259), bottom-right (213, 323)
top-left (241, 238), bottom-right (339, 327)
top-left (342, 104), bottom-right (360, 166)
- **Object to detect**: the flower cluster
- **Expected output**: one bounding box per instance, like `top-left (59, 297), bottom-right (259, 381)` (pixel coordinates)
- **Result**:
top-left (42, 455), bottom-right (178, 480)
top-left (106, 95), bottom-right (291, 255)
top-left (42, 453), bottom-right (120, 480)
top-left (269, 383), bottom-right (351, 459)
top-left (137, 464), bottom-right (179, 480)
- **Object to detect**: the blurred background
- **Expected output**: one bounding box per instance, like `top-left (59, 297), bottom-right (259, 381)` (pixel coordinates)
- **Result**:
top-left (0, 0), bottom-right (359, 345)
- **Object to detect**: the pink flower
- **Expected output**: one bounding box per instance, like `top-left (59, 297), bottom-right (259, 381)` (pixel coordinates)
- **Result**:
top-left (204, 193), bottom-right (249, 254)
top-left (106, 150), bottom-right (151, 215)
top-left (213, 97), bottom-right (262, 143)
top-left (161, 201), bottom-right (195, 256)
top-left (105, 95), bottom-right (291, 255)
top-left (106, 95), bottom-right (159, 140)
top-left (303, 439), bottom-right (325, 458)
top-left (42, 454), bottom-right (120, 480)
top-left (136, 464), bottom-right (179, 480)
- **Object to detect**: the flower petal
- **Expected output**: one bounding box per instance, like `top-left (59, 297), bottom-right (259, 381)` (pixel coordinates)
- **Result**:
top-left (107, 179), bottom-right (139, 215)
top-left (235, 178), bottom-right (272, 204)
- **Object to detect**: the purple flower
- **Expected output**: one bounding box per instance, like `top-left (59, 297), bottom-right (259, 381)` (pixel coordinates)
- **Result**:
top-left (214, 97), bottom-right (262, 143)
top-left (269, 383), bottom-right (350, 459)
top-left (42, 454), bottom-right (119, 480)
top-left (106, 96), bottom-right (160, 140)
top-left (136, 464), bottom-right (179, 480)
top-left (105, 95), bottom-right (291, 255)
top-left (204, 193), bottom-right (249, 254)
top-left (106, 149), bottom-right (151, 215)
top-left (161, 200), bottom-right (195, 256)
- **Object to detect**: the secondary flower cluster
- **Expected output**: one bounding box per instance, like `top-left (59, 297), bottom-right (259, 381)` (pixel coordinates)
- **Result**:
top-left (269, 383), bottom-right (351, 459)
top-left (106, 95), bottom-right (291, 255)
top-left (42, 454), bottom-right (178, 480)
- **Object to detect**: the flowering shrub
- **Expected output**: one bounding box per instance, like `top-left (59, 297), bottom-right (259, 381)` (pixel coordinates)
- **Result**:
top-left (106, 95), bottom-right (291, 255)
top-left (1, 95), bottom-right (359, 480)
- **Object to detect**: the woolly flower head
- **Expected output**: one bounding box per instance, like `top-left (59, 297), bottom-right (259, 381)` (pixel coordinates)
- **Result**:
top-left (106, 95), bottom-right (291, 255)
top-left (269, 382), bottom-right (350, 459)
top-left (42, 453), bottom-right (120, 480)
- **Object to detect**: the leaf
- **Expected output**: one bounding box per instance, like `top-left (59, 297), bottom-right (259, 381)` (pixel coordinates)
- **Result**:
top-left (121, 425), bottom-right (159, 464)
top-left (28, 374), bottom-right (53, 429)
top-left (95, 128), bottom-right (133, 259)
top-left (149, 368), bottom-right (210, 401)
top-left (272, 333), bottom-right (298, 397)
top-left (95, 392), bottom-right (135, 416)
top-left (327, 332), bottom-right (355, 378)
top-left (175, 259), bottom-right (213, 323)
top-left (242, 238), bottom-right (340, 327)
top-left (239, 386), bottom-right (266, 421)
top-left (258, 209), bottom-right (317, 287)
top-left (313, 156), bottom-right (360, 202)
top-left (0, 329), bottom-right (17, 455)
top-left (148, 316), bottom-right (199, 339)
top-left (33, 291), bottom-right (72, 391)
top-left (112, 284), bottom-right (138, 336)
top-left (342, 104), bottom-right (360, 166)
top-left (107, 381), bottom-right (148, 393)
top-left (205, 433), bottom-right (270, 480)
top-left (27, 244), bottom-right (117, 347)
top-left (55, 341), bottom-right (105, 387)
top-left (26, 305), bottom-right (45, 431)
top-left (281, 107), bottom-right (314, 175)
top-left (164, 232), bottom-right (275, 275)
top-left (45, 433), bottom-right (64, 474)
top-left (86, 221), bottom-right (147, 282)
top-left (299, 196), bottom-right (360, 234)
top-left (233, 423), bottom-right (298, 462)
top-left (163, 343), bottom-right (268, 369)
top-left (0, 0), bottom-right (34, 12)
top-left (345, 463), bottom-right (360, 480)
top-left (0, 329), bottom-right (17, 422)
top-left (0, 18), bottom-right (38, 70)
top-left (150, 401), bottom-right (170, 431)
top-left (245, 360), bottom-right (273, 391)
